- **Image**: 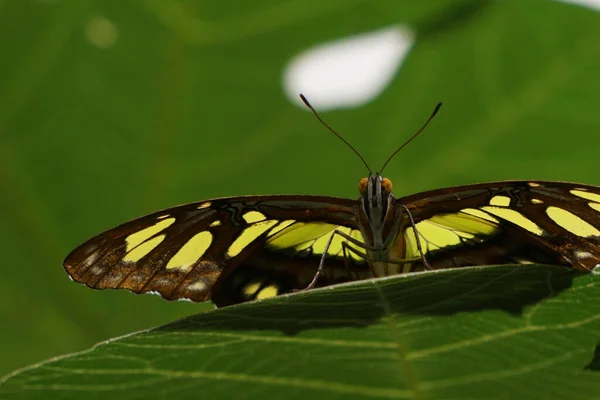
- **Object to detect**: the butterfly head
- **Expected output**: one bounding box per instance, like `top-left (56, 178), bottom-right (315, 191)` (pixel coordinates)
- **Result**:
top-left (359, 173), bottom-right (394, 225)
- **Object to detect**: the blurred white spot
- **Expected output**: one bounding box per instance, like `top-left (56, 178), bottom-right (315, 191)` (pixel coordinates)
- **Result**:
top-left (593, 264), bottom-right (600, 274)
top-left (555, 0), bottom-right (600, 11)
top-left (576, 251), bottom-right (594, 258)
top-left (283, 25), bottom-right (414, 111)
top-left (187, 280), bottom-right (208, 293)
top-left (85, 16), bottom-right (118, 49)
top-left (82, 252), bottom-right (99, 268)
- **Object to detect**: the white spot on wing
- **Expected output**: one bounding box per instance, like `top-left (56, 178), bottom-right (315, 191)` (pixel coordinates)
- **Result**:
top-left (82, 252), bottom-right (99, 268)
top-left (89, 266), bottom-right (104, 275)
top-left (187, 280), bottom-right (208, 293)
top-left (575, 251), bottom-right (594, 260)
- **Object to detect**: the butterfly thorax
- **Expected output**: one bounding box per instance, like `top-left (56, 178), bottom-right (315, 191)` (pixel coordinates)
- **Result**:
top-left (357, 174), bottom-right (401, 255)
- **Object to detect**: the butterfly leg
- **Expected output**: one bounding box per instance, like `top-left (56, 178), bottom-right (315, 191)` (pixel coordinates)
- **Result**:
top-left (304, 229), bottom-right (370, 290)
top-left (304, 224), bottom-right (430, 290)
top-left (400, 205), bottom-right (431, 270)
top-left (341, 241), bottom-right (370, 281)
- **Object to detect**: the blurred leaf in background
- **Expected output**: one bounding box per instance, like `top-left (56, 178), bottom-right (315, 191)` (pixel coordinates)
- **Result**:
top-left (1, 0), bottom-right (600, 383)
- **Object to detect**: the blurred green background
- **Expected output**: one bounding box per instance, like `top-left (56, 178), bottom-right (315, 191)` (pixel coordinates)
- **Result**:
top-left (2, 0), bottom-right (600, 377)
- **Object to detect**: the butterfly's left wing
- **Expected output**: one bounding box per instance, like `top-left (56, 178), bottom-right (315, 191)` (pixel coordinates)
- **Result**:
top-left (64, 195), bottom-right (369, 307)
top-left (396, 180), bottom-right (600, 271)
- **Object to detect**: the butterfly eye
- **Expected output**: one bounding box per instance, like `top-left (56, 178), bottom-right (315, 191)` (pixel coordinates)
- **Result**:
top-left (358, 178), bottom-right (369, 195)
top-left (381, 178), bottom-right (393, 193)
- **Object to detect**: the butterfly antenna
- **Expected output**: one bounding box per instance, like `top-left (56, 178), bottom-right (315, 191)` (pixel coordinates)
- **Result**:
top-left (379, 102), bottom-right (442, 173)
top-left (300, 94), bottom-right (372, 174)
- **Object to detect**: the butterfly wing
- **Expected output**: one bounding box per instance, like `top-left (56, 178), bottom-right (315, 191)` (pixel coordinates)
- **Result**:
top-left (396, 180), bottom-right (600, 271)
top-left (66, 181), bottom-right (600, 307)
top-left (64, 195), bottom-right (368, 306)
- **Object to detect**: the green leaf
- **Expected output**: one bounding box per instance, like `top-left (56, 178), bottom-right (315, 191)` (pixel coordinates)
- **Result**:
top-left (2, 265), bottom-right (600, 399)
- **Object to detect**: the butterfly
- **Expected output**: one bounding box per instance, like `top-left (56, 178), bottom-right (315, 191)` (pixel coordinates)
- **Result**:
top-left (64, 96), bottom-right (600, 307)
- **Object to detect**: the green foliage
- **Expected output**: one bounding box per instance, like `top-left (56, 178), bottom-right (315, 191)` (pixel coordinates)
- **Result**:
top-left (2, 0), bottom-right (600, 397)
top-left (2, 266), bottom-right (600, 399)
